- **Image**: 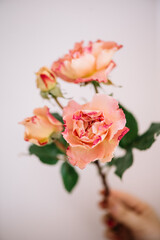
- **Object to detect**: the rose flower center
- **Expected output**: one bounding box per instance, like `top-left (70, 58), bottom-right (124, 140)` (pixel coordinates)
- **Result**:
top-left (72, 110), bottom-right (111, 147)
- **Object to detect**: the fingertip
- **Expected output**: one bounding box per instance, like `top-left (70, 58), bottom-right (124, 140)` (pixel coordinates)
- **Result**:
top-left (99, 189), bottom-right (107, 196)
top-left (109, 200), bottom-right (126, 219)
top-left (102, 214), bottom-right (118, 228)
top-left (105, 229), bottom-right (120, 240)
top-left (98, 199), bottom-right (108, 209)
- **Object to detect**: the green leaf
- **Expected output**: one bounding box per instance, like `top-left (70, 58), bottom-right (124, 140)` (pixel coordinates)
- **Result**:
top-left (61, 162), bottom-right (79, 193)
top-left (132, 123), bottom-right (160, 150)
top-left (119, 104), bottom-right (138, 149)
top-left (49, 85), bottom-right (64, 98)
top-left (80, 80), bottom-right (101, 87)
top-left (59, 134), bottom-right (69, 148)
top-left (105, 79), bottom-right (114, 86)
top-left (29, 143), bottom-right (63, 165)
top-left (108, 149), bottom-right (133, 179)
top-left (51, 112), bottom-right (68, 148)
top-left (51, 112), bottom-right (64, 124)
top-left (91, 80), bottom-right (101, 88)
top-left (40, 91), bottom-right (49, 99)
top-left (101, 79), bottom-right (122, 88)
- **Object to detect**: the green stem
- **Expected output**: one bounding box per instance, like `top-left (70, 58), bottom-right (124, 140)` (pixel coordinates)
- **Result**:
top-left (94, 160), bottom-right (110, 198)
top-left (93, 83), bottom-right (99, 93)
top-left (53, 97), bottom-right (63, 110)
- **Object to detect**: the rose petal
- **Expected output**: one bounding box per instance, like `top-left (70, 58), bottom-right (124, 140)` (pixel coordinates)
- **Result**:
top-left (63, 100), bottom-right (81, 118)
top-left (20, 106), bottom-right (63, 146)
top-left (96, 49), bottom-right (116, 70)
top-left (52, 40), bottom-right (121, 83)
top-left (85, 94), bottom-right (126, 139)
top-left (67, 142), bottom-right (105, 169)
top-left (62, 94), bottom-right (129, 169)
top-left (98, 139), bottom-right (118, 163)
top-left (75, 61), bottom-right (116, 83)
top-left (113, 126), bottom-right (129, 141)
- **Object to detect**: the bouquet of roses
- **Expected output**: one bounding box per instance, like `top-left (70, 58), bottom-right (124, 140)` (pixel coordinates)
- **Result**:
top-left (20, 40), bottom-right (160, 235)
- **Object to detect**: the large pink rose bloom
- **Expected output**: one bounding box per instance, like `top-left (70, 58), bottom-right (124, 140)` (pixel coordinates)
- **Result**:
top-left (20, 106), bottom-right (63, 146)
top-left (52, 40), bottom-right (122, 84)
top-left (63, 94), bottom-right (129, 169)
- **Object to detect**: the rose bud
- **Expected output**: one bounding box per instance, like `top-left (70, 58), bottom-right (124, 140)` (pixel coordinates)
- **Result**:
top-left (20, 106), bottom-right (63, 146)
top-left (52, 40), bottom-right (122, 84)
top-left (36, 67), bottom-right (56, 92)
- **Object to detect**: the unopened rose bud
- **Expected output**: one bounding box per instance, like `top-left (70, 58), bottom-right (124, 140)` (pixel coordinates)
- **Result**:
top-left (36, 66), bottom-right (56, 92)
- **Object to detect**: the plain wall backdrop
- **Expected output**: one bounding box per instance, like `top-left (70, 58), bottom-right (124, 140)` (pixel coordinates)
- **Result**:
top-left (0, 0), bottom-right (160, 240)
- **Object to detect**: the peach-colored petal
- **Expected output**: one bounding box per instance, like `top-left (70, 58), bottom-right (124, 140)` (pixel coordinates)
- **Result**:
top-left (99, 139), bottom-right (118, 163)
top-left (20, 106), bottom-right (63, 146)
top-left (63, 109), bottom-right (111, 149)
top-left (63, 100), bottom-right (81, 118)
top-left (62, 101), bottom-right (83, 147)
top-left (67, 142), bottom-right (105, 169)
top-left (67, 135), bottom-right (120, 168)
top-left (52, 60), bottom-right (74, 82)
top-left (84, 94), bottom-right (119, 114)
top-left (91, 41), bottom-right (122, 56)
top-left (100, 127), bottom-right (129, 163)
top-left (106, 109), bottom-right (126, 141)
top-left (91, 41), bottom-right (104, 57)
top-left (52, 40), bottom-right (122, 84)
top-left (62, 94), bottom-right (129, 169)
top-left (87, 95), bottom-right (126, 140)
top-left (75, 61), bottom-right (116, 83)
top-left (113, 126), bottom-right (129, 141)
top-left (33, 105), bottom-right (48, 118)
top-left (61, 54), bottom-right (95, 79)
top-left (62, 130), bottom-right (83, 147)
top-left (96, 49), bottom-right (116, 70)
top-left (33, 106), bottom-right (62, 132)
top-left (21, 116), bottom-right (54, 140)
top-left (101, 41), bottom-right (122, 50)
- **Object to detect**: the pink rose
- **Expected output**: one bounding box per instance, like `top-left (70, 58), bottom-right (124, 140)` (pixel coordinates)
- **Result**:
top-left (20, 106), bottom-right (63, 146)
top-left (52, 40), bottom-right (122, 84)
top-left (36, 67), bottom-right (56, 92)
top-left (63, 94), bottom-right (129, 169)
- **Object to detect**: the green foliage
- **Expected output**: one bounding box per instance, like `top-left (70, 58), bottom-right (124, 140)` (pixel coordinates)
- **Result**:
top-left (59, 134), bottom-right (69, 148)
top-left (108, 149), bottom-right (133, 178)
top-left (102, 79), bottom-right (115, 86)
top-left (80, 80), bottom-right (101, 88)
top-left (51, 112), bottom-right (64, 124)
top-left (108, 103), bottom-right (160, 179)
top-left (29, 143), bottom-right (64, 165)
top-left (51, 112), bottom-right (69, 148)
top-left (40, 91), bottom-right (49, 99)
top-left (91, 81), bottom-right (101, 88)
top-left (61, 162), bottom-right (79, 193)
top-left (132, 123), bottom-right (160, 150)
top-left (119, 104), bottom-right (138, 149)
top-left (49, 85), bottom-right (64, 98)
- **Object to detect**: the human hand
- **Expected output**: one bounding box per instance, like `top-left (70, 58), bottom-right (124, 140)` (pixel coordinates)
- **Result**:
top-left (99, 190), bottom-right (160, 240)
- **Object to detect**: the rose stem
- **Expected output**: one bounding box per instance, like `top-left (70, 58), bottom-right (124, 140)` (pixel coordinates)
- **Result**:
top-left (94, 160), bottom-right (110, 198)
top-left (53, 97), bottom-right (63, 110)
top-left (96, 159), bottom-right (127, 235)
top-left (93, 83), bottom-right (99, 93)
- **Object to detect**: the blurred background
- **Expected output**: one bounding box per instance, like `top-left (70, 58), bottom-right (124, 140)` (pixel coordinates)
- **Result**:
top-left (0, 0), bottom-right (160, 239)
